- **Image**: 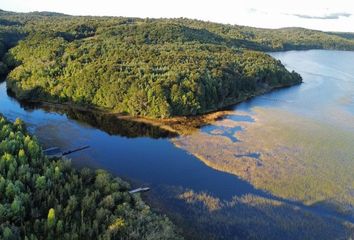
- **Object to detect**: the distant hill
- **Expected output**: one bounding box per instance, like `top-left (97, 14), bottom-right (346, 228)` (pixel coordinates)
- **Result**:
top-left (327, 31), bottom-right (354, 40)
top-left (29, 11), bottom-right (69, 16)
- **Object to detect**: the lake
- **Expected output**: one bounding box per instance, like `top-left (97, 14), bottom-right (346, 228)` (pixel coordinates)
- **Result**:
top-left (1, 50), bottom-right (354, 239)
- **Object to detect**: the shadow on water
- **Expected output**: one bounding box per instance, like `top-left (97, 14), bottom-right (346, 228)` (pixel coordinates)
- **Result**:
top-left (147, 185), bottom-right (353, 240)
top-left (54, 108), bottom-right (177, 139)
top-left (5, 87), bottom-right (177, 139)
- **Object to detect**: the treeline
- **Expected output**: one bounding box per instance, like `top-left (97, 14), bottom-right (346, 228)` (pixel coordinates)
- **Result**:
top-left (4, 10), bottom-right (354, 117)
top-left (0, 26), bottom-right (23, 76)
top-left (2, 11), bottom-right (354, 51)
top-left (0, 10), bottom-right (305, 118)
top-left (0, 115), bottom-right (182, 239)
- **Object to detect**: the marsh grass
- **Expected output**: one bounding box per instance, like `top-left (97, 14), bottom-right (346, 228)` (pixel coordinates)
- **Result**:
top-left (115, 110), bottom-right (251, 136)
top-left (172, 107), bottom-right (354, 215)
top-left (146, 186), bottom-right (354, 240)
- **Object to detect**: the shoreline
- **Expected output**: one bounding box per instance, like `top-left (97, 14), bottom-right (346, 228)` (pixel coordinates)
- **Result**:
top-left (5, 80), bottom-right (302, 135)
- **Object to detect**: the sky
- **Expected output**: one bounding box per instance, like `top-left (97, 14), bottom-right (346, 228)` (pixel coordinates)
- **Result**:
top-left (1, 0), bottom-right (354, 32)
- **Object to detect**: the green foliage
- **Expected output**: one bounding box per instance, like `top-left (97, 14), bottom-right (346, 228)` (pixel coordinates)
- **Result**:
top-left (0, 21), bottom-right (24, 76)
top-left (3, 10), bottom-right (354, 117)
top-left (0, 115), bottom-right (182, 239)
top-left (47, 208), bottom-right (55, 227)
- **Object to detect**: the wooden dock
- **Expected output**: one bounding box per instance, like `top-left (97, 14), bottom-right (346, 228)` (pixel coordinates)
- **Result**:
top-left (129, 187), bottom-right (150, 194)
top-left (44, 145), bottom-right (90, 158)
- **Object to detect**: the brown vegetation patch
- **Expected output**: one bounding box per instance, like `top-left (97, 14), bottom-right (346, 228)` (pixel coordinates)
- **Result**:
top-left (172, 107), bottom-right (354, 213)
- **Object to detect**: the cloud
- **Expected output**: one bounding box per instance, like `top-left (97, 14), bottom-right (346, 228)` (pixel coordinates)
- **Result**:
top-left (291, 12), bottom-right (352, 20)
top-left (246, 8), bottom-right (269, 15)
top-left (247, 8), bottom-right (258, 13)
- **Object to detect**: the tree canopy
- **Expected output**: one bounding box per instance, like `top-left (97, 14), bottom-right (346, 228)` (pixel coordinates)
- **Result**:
top-left (3, 10), bottom-right (354, 117)
top-left (0, 115), bottom-right (181, 239)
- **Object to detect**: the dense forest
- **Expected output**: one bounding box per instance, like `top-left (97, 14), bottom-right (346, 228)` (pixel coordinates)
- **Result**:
top-left (1, 10), bottom-right (354, 117)
top-left (0, 115), bottom-right (181, 239)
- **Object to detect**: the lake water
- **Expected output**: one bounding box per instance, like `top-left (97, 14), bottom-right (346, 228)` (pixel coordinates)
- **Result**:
top-left (1, 50), bottom-right (354, 239)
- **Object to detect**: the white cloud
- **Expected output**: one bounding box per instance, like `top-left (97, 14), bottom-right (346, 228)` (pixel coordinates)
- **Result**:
top-left (1, 0), bottom-right (354, 32)
top-left (290, 12), bottom-right (351, 20)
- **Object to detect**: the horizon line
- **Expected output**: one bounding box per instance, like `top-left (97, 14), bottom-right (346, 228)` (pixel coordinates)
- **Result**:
top-left (1, 8), bottom-right (353, 34)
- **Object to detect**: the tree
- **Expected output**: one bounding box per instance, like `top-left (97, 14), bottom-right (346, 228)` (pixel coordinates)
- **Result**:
top-left (47, 208), bottom-right (56, 227)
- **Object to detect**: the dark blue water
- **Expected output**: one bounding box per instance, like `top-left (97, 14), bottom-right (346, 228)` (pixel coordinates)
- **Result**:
top-left (0, 80), bottom-right (268, 200)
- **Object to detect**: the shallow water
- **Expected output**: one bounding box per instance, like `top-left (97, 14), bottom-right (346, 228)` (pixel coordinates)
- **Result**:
top-left (171, 50), bottom-right (354, 238)
top-left (237, 50), bottom-right (354, 129)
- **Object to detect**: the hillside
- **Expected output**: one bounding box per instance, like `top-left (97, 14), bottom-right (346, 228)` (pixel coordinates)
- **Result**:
top-left (0, 115), bottom-right (181, 239)
top-left (1, 10), bottom-right (354, 117)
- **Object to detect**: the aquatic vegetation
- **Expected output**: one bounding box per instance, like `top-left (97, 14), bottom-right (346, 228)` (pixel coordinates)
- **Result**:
top-left (173, 107), bottom-right (354, 215)
top-left (178, 190), bottom-right (222, 211)
top-left (115, 110), bottom-right (245, 135)
top-left (147, 186), bottom-right (354, 240)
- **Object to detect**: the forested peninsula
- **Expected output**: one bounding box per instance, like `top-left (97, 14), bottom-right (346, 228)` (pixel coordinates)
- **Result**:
top-left (2, 10), bottom-right (354, 118)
